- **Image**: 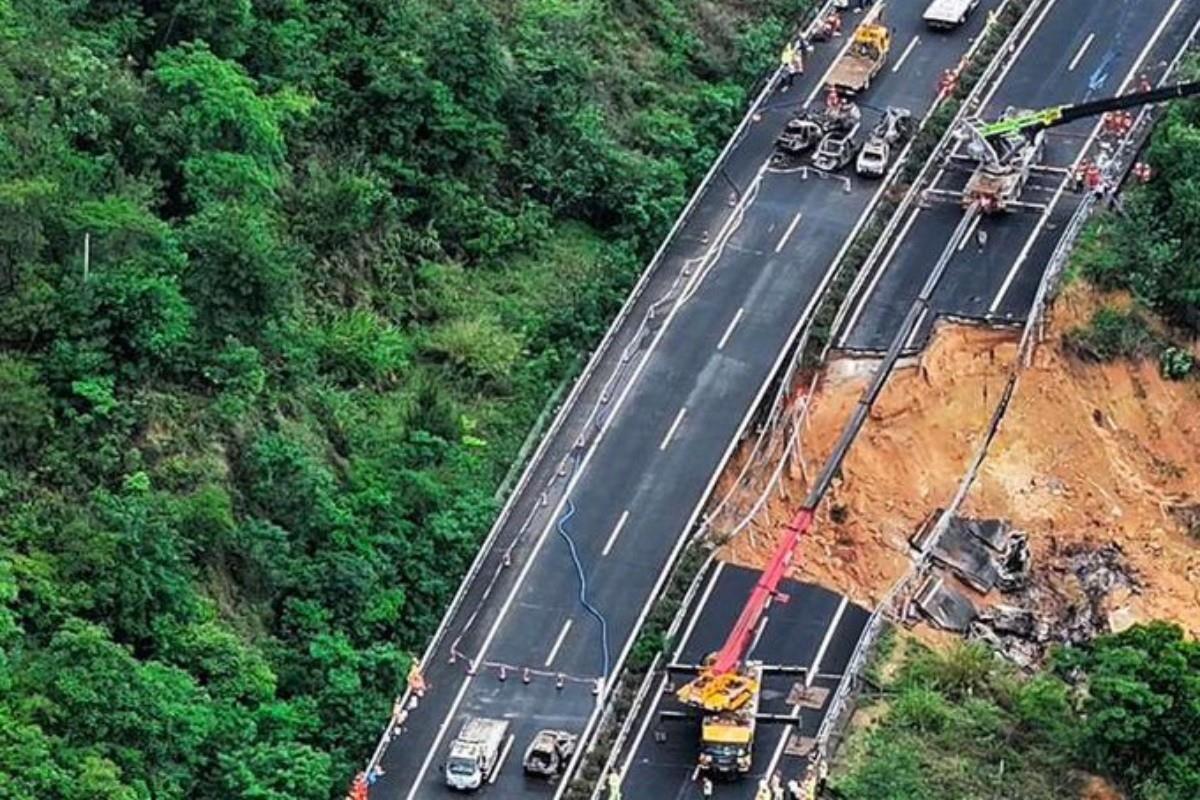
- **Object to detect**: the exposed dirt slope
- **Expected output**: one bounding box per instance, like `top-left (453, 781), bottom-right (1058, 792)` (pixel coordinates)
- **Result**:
top-left (720, 286), bottom-right (1200, 634)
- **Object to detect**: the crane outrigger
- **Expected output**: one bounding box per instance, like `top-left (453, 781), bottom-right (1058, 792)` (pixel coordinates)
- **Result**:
top-left (671, 78), bottom-right (1200, 782)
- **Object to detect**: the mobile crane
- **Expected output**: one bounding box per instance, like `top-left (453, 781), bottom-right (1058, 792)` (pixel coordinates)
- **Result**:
top-left (671, 79), bottom-right (1200, 782)
top-left (673, 508), bottom-right (815, 777)
top-left (930, 80), bottom-right (1200, 212)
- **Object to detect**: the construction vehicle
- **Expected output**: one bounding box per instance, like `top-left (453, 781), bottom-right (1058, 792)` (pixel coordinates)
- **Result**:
top-left (522, 729), bottom-right (577, 779)
top-left (775, 101), bottom-right (862, 160)
top-left (929, 80), bottom-right (1200, 213)
top-left (856, 106), bottom-right (914, 177)
top-left (696, 661), bottom-right (764, 776)
top-left (828, 3), bottom-right (891, 94)
top-left (960, 106), bottom-right (1047, 211)
top-left (674, 509), bottom-right (816, 776)
top-left (444, 717), bottom-right (510, 791)
top-left (923, 0), bottom-right (980, 29)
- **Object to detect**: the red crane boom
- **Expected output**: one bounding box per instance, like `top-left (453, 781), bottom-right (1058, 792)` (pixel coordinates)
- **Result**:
top-left (710, 508), bottom-right (813, 675)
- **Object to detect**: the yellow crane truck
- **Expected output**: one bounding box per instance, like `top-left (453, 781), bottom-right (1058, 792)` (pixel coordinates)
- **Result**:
top-left (693, 662), bottom-right (763, 776)
top-left (828, 4), bottom-right (892, 94)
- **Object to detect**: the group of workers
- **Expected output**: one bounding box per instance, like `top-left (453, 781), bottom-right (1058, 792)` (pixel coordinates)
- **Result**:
top-left (693, 753), bottom-right (827, 799)
top-left (779, 3), bottom-right (854, 92)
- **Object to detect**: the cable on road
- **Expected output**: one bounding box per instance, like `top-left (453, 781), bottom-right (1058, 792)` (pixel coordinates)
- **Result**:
top-left (556, 499), bottom-right (611, 676)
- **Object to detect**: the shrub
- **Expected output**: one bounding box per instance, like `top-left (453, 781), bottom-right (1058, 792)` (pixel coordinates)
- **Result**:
top-left (1159, 346), bottom-right (1195, 380)
top-left (1064, 307), bottom-right (1159, 361)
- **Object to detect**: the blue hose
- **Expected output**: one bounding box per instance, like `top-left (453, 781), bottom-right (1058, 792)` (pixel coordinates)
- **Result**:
top-left (555, 500), bottom-right (611, 676)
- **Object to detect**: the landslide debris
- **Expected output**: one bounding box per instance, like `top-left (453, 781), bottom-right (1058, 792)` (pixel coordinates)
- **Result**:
top-left (718, 284), bottom-right (1200, 642)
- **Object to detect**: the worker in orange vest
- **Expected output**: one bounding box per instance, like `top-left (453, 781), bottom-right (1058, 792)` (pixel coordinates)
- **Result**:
top-left (938, 68), bottom-right (958, 97)
top-left (826, 85), bottom-right (842, 110)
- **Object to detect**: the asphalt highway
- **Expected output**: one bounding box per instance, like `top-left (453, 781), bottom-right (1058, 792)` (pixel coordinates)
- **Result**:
top-left (840, 0), bottom-right (1200, 352)
top-left (615, 564), bottom-right (869, 800)
top-left (371, 3), bottom-right (1003, 797)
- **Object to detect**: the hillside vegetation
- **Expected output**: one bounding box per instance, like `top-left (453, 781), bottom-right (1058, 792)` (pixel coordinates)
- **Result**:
top-left (836, 625), bottom-right (1200, 800)
top-left (0, 0), bottom-right (813, 796)
top-left (1068, 62), bottom-right (1200, 374)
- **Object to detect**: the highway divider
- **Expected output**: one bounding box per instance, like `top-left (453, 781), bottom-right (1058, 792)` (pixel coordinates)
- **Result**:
top-left (573, 2), bottom-right (1050, 796)
top-left (359, 0), bottom-right (839, 786)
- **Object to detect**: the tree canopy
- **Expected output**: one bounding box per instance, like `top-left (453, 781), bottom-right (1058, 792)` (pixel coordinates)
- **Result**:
top-left (0, 0), bottom-right (814, 795)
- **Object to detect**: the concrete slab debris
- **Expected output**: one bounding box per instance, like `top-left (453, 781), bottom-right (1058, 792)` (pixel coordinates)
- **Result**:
top-left (784, 734), bottom-right (816, 758)
top-left (787, 684), bottom-right (831, 709)
top-left (913, 575), bottom-right (978, 631)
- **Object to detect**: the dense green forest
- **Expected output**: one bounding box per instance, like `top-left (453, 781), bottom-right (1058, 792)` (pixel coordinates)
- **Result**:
top-left (0, 0), bottom-right (813, 796)
top-left (834, 624), bottom-right (1200, 800)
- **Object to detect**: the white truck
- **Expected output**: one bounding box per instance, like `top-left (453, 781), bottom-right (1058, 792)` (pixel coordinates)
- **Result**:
top-left (923, 0), bottom-right (980, 29)
top-left (444, 717), bottom-right (511, 791)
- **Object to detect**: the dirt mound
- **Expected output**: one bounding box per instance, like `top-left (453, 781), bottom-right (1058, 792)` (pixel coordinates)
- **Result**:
top-left (719, 285), bottom-right (1200, 636)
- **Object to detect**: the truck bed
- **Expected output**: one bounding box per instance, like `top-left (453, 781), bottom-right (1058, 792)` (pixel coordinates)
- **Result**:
top-left (829, 55), bottom-right (879, 93)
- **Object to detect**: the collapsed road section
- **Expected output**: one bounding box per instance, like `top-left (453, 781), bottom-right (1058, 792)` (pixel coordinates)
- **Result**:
top-left (363, 2), bottom-right (1011, 798)
top-left (601, 0), bottom-right (1200, 798)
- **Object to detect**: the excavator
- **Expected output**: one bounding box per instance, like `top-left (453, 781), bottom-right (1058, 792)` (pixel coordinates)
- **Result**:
top-left (932, 79), bottom-right (1200, 212)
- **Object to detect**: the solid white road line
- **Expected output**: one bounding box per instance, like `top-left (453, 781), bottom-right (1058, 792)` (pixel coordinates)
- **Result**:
top-left (839, 207), bottom-right (922, 343)
top-left (989, 0), bottom-right (1186, 315)
top-left (808, 597), bottom-right (850, 687)
top-left (978, 0), bottom-right (1063, 111)
top-left (619, 562), bottom-right (726, 779)
top-left (958, 215), bottom-right (981, 252)
top-left (674, 562), bottom-right (726, 662)
top-left (761, 596), bottom-right (850, 782)
top-left (748, 615), bottom-right (771, 657)
top-left (905, 307), bottom-right (930, 351)
top-left (892, 36), bottom-right (921, 73)
top-left (490, 734), bottom-right (515, 784)
top-left (602, 510), bottom-right (631, 557)
top-left (717, 308), bottom-right (746, 351)
top-left (775, 212), bottom-right (804, 253)
top-left (1068, 32), bottom-right (1096, 72)
top-left (659, 407), bottom-right (687, 451)
top-left (544, 619), bottom-right (574, 667)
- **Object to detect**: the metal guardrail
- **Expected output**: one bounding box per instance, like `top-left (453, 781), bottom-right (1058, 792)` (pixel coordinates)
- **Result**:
top-left (815, 7), bottom-right (1200, 761)
top-left (362, 0), bottom-right (843, 784)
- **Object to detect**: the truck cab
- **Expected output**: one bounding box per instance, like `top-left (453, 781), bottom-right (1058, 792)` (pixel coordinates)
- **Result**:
top-left (923, 0), bottom-right (980, 29)
top-left (695, 662), bottom-right (762, 778)
top-left (698, 713), bottom-right (754, 775)
top-left (444, 717), bottom-right (510, 791)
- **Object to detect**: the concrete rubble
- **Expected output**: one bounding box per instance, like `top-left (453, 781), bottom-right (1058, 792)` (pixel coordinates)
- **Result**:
top-left (911, 515), bottom-right (1140, 668)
